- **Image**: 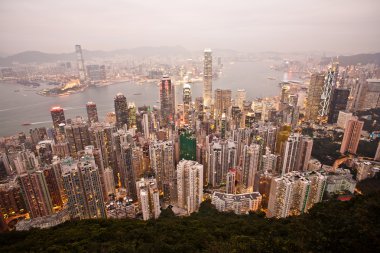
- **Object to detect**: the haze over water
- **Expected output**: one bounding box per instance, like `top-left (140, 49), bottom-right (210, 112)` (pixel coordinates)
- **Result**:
top-left (0, 60), bottom-right (285, 136)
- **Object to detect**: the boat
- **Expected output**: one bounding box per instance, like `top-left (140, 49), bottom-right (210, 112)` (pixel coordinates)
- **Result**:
top-left (133, 93), bottom-right (142, 95)
top-left (14, 89), bottom-right (20, 92)
top-left (267, 77), bottom-right (276, 80)
top-left (22, 123), bottom-right (31, 126)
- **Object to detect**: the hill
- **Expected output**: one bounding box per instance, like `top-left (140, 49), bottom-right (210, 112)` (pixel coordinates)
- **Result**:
top-left (321, 52), bottom-right (380, 66)
top-left (0, 192), bottom-right (379, 253)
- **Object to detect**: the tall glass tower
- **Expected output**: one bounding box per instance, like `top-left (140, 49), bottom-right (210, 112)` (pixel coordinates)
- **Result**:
top-left (203, 48), bottom-right (212, 109)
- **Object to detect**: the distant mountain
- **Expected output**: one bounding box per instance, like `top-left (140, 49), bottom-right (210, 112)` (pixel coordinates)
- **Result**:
top-left (0, 46), bottom-right (192, 66)
top-left (321, 52), bottom-right (380, 66)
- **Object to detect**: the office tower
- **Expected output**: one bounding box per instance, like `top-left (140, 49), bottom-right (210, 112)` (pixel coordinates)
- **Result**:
top-left (160, 75), bottom-right (175, 125)
top-left (375, 142), bottom-right (380, 161)
top-left (337, 111), bottom-right (356, 129)
top-left (340, 119), bottom-right (364, 154)
top-left (279, 85), bottom-right (290, 111)
top-left (226, 169), bottom-right (236, 194)
top-left (149, 141), bottom-right (175, 199)
top-left (212, 192), bottom-right (262, 214)
top-left (179, 130), bottom-right (196, 161)
top-left (353, 79), bottom-right (380, 111)
top-left (214, 89), bottom-right (232, 117)
top-left (86, 102), bottom-right (99, 123)
top-left (75, 45), bottom-right (86, 83)
top-left (203, 48), bottom-right (212, 108)
top-left (136, 178), bottom-right (161, 220)
top-left (183, 83), bottom-right (192, 125)
top-left (50, 106), bottom-right (66, 129)
top-left (114, 93), bottom-right (129, 129)
top-left (327, 88), bottom-right (349, 124)
top-left (86, 64), bottom-right (106, 81)
top-left (143, 114), bottom-right (150, 139)
top-left (267, 171), bottom-right (326, 218)
top-left (305, 73), bottom-right (325, 121)
top-left (64, 119), bottom-right (91, 158)
top-left (61, 156), bottom-right (106, 219)
top-left (19, 170), bottom-right (53, 218)
top-left (319, 63), bottom-right (339, 117)
top-left (177, 160), bottom-right (203, 214)
top-left (236, 89), bottom-right (247, 110)
top-left (128, 103), bottom-right (137, 129)
top-left (241, 144), bottom-right (261, 191)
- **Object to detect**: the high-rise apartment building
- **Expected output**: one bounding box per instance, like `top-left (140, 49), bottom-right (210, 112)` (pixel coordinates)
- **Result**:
top-left (177, 160), bottom-right (203, 214)
top-left (64, 119), bottom-right (91, 158)
top-left (203, 49), bottom-right (212, 108)
top-left (136, 178), bottom-right (161, 220)
top-left (50, 107), bottom-right (66, 129)
top-left (327, 88), bottom-right (349, 124)
top-left (61, 156), bottom-right (106, 219)
top-left (267, 171), bottom-right (326, 218)
top-left (114, 93), bottom-right (129, 129)
top-left (340, 119), bottom-right (364, 154)
top-left (226, 169), bottom-right (236, 194)
top-left (160, 75), bottom-right (175, 125)
top-left (305, 73), bottom-right (325, 121)
top-left (241, 144), bottom-right (261, 191)
top-left (142, 113), bottom-right (150, 139)
top-left (86, 102), bottom-right (99, 123)
top-left (18, 170), bottom-right (53, 218)
top-left (236, 89), bottom-right (247, 110)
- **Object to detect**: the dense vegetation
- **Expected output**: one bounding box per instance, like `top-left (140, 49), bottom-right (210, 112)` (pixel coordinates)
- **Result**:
top-left (312, 137), bottom-right (342, 165)
top-left (1, 192), bottom-right (379, 253)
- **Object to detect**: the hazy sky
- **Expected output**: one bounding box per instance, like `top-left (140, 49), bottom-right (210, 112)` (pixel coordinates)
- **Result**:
top-left (0, 0), bottom-right (379, 55)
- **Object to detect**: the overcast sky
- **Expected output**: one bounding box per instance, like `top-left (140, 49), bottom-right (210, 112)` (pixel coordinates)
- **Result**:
top-left (0, 0), bottom-right (379, 55)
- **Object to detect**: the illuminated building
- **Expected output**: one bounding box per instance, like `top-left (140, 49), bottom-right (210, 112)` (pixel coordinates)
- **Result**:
top-left (61, 156), bottom-right (106, 220)
top-left (212, 192), bottom-right (262, 215)
top-left (0, 179), bottom-right (26, 217)
top-left (86, 102), bottom-right (99, 123)
top-left (136, 178), bottom-right (161, 220)
top-left (50, 106), bottom-right (66, 129)
top-left (0, 153), bottom-right (11, 181)
top-left (182, 83), bottom-right (192, 125)
top-left (42, 165), bottom-right (64, 209)
top-left (64, 118), bottom-right (91, 158)
top-left (177, 160), bottom-right (203, 214)
top-left (267, 171), bottom-right (326, 218)
top-left (75, 45), bottom-right (86, 83)
top-left (203, 49), bottom-right (212, 108)
top-left (340, 119), bottom-right (364, 154)
top-left (19, 170), bottom-right (53, 218)
top-left (114, 93), bottom-right (129, 129)
top-left (160, 75), bottom-right (175, 126)
top-left (305, 73), bottom-right (325, 121)
top-left (327, 88), bottom-right (349, 124)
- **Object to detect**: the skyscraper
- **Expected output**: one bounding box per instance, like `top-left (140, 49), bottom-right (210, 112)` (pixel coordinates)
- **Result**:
top-left (50, 106), bottom-right (66, 129)
top-left (177, 160), bottom-right (203, 214)
top-left (226, 169), bottom-right (236, 194)
top-left (142, 114), bottom-right (150, 139)
top-left (136, 178), bottom-right (161, 220)
top-left (203, 49), bottom-right (212, 108)
top-left (183, 83), bottom-right (192, 126)
top-left (160, 75), bottom-right (175, 125)
top-left (319, 63), bottom-right (338, 117)
top-left (241, 144), bottom-right (261, 191)
top-left (61, 156), bottom-right (106, 220)
top-left (64, 119), bottom-right (91, 158)
top-left (214, 89), bottom-right (232, 117)
top-left (75, 45), bottom-right (86, 83)
top-left (114, 93), bottom-right (129, 129)
top-left (305, 73), bottom-right (325, 121)
top-left (340, 119), bottom-right (364, 154)
top-left (86, 102), bottom-right (99, 123)
top-left (236, 89), bottom-right (247, 110)
top-left (353, 79), bottom-right (380, 111)
top-left (327, 88), bottom-right (349, 124)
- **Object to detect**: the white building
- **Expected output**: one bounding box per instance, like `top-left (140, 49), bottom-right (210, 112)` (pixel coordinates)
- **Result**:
top-left (177, 160), bottom-right (203, 214)
top-left (136, 178), bottom-right (161, 220)
top-left (212, 192), bottom-right (262, 215)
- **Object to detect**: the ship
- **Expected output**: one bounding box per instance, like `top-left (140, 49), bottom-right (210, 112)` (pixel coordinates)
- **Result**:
top-left (21, 123), bottom-right (32, 126)
top-left (133, 93), bottom-right (142, 95)
top-left (267, 77), bottom-right (276, 80)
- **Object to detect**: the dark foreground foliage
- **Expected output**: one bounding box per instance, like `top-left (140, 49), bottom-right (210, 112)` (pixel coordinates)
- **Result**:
top-left (1, 193), bottom-right (380, 253)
